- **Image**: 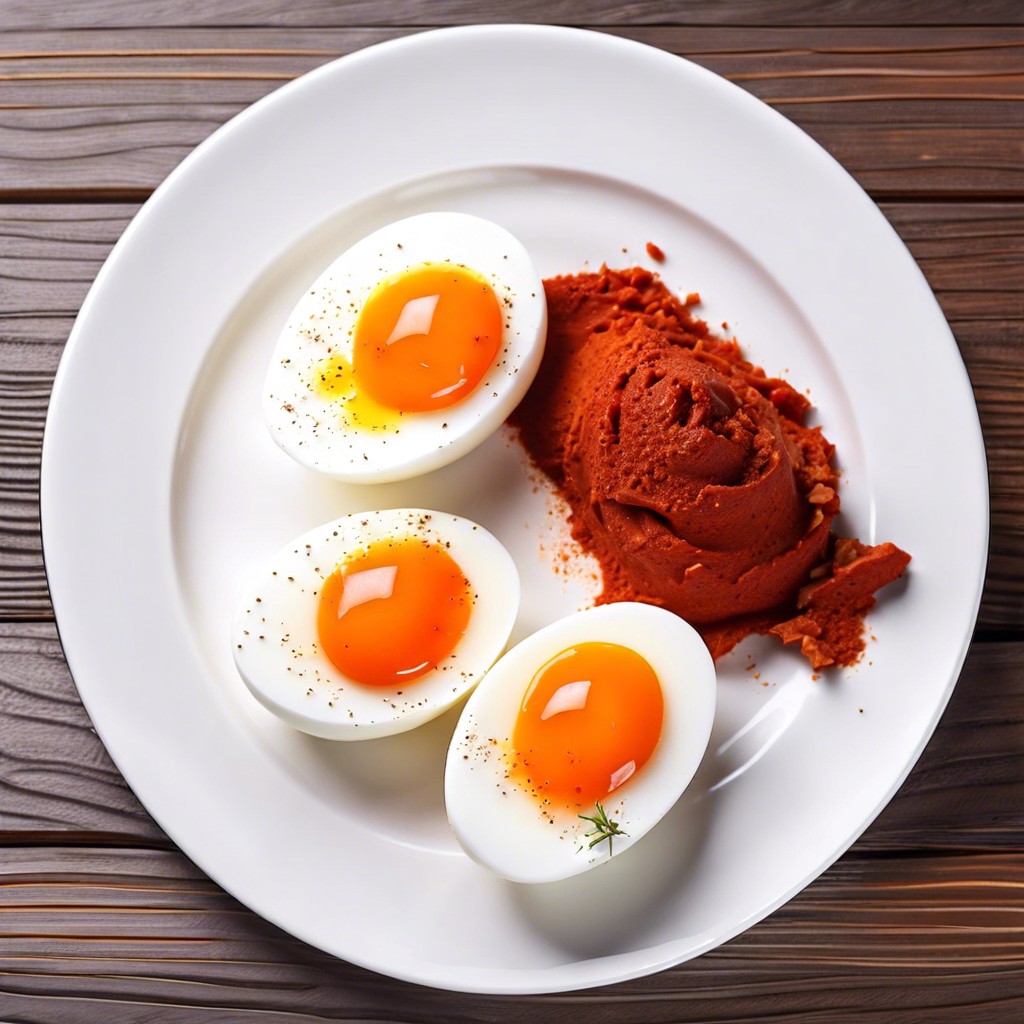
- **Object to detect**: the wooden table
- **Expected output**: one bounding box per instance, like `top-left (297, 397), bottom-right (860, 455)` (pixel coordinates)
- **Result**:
top-left (2, 3), bottom-right (1022, 1020)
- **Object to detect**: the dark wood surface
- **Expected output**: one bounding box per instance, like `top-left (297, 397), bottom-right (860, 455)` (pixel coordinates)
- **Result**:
top-left (2, 3), bottom-right (1022, 1021)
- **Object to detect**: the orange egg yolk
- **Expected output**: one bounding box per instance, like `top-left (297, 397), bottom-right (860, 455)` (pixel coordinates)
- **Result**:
top-left (316, 536), bottom-right (472, 688)
top-left (351, 262), bottom-right (503, 413)
top-left (511, 642), bottom-right (663, 809)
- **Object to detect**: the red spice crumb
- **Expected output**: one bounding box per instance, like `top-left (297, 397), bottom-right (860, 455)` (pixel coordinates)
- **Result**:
top-left (645, 241), bottom-right (665, 262)
top-left (510, 268), bottom-right (910, 672)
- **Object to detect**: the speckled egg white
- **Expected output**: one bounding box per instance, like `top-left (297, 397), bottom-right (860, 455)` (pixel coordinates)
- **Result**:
top-left (444, 603), bottom-right (716, 883)
top-left (231, 508), bottom-right (520, 739)
top-left (263, 211), bottom-right (546, 483)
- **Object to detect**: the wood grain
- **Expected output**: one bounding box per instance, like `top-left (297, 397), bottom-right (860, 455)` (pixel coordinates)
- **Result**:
top-left (1, 26), bottom-right (1023, 196)
top-left (0, 623), bottom-right (164, 841)
top-left (4, 0), bottom-right (1023, 30)
top-left (0, 845), bottom-right (1022, 1022)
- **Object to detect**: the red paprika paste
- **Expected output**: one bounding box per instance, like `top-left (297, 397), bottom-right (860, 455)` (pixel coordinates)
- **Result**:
top-left (510, 267), bottom-right (910, 670)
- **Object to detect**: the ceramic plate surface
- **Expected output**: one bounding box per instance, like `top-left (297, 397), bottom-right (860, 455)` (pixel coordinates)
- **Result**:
top-left (41, 26), bottom-right (988, 994)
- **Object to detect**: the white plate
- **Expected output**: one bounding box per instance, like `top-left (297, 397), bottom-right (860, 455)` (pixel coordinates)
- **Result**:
top-left (41, 26), bottom-right (988, 994)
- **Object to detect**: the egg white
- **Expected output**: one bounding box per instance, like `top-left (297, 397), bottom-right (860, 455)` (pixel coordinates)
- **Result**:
top-left (263, 211), bottom-right (547, 483)
top-left (444, 603), bottom-right (716, 883)
top-left (231, 508), bottom-right (520, 740)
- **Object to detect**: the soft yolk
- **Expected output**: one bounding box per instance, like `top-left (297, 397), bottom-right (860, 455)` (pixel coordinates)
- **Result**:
top-left (512, 642), bottom-right (663, 809)
top-left (317, 536), bottom-right (472, 688)
top-left (352, 262), bottom-right (503, 412)
top-left (311, 351), bottom-right (399, 431)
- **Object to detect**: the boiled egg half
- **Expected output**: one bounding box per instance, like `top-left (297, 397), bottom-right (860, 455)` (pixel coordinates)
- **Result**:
top-left (231, 508), bottom-right (519, 739)
top-left (444, 603), bottom-right (716, 883)
top-left (264, 212), bottom-right (547, 483)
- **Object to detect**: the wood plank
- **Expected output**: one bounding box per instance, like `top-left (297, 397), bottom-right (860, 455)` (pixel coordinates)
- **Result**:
top-left (0, 365), bottom-right (50, 618)
top-left (883, 203), bottom-right (1024, 629)
top-left (2, 623), bottom-right (1021, 850)
top-left (2, 202), bottom-right (1021, 625)
top-left (864, 641), bottom-right (1024, 849)
top-left (0, 623), bottom-right (166, 841)
top-left (6, 24), bottom-right (1024, 78)
top-left (1, 26), bottom-right (1023, 196)
top-left (3, 0), bottom-right (1023, 31)
top-left (0, 844), bottom-right (1021, 1021)
top-left (0, 205), bottom-right (134, 320)
top-left (0, 204), bottom-right (136, 618)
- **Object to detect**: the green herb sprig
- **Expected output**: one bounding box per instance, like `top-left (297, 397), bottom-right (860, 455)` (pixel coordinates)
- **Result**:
top-left (578, 801), bottom-right (627, 856)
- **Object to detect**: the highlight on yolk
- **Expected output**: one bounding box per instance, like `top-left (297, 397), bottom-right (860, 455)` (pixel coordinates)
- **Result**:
top-left (511, 642), bottom-right (664, 809)
top-left (316, 536), bottom-right (472, 688)
top-left (352, 262), bottom-right (503, 412)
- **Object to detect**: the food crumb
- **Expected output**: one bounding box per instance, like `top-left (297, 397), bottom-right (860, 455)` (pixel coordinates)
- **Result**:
top-left (645, 241), bottom-right (665, 262)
